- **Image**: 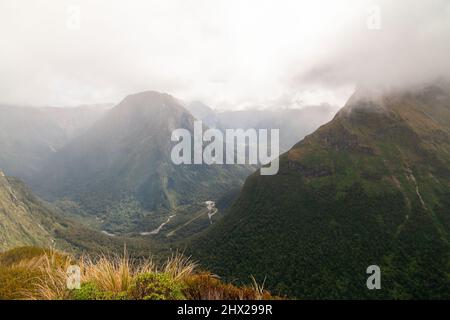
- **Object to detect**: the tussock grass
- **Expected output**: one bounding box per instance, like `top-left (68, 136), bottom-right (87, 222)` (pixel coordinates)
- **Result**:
top-left (0, 247), bottom-right (72, 300)
top-left (79, 249), bottom-right (155, 294)
top-left (0, 246), bottom-right (275, 300)
top-left (250, 275), bottom-right (267, 300)
top-left (162, 252), bottom-right (197, 282)
top-left (29, 251), bottom-right (73, 300)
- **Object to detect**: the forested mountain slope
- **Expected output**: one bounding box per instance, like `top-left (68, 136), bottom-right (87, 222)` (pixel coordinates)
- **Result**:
top-left (34, 91), bottom-right (251, 221)
top-left (191, 82), bottom-right (450, 299)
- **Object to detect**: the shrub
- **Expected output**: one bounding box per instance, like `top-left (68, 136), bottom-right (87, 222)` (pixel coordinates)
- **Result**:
top-left (70, 282), bottom-right (128, 300)
top-left (129, 273), bottom-right (185, 300)
top-left (70, 282), bottom-right (105, 300)
top-left (183, 273), bottom-right (275, 300)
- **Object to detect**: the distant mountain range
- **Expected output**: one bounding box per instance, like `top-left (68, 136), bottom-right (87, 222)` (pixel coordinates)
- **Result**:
top-left (0, 104), bottom-right (110, 180)
top-left (28, 92), bottom-right (252, 234)
top-left (0, 91), bottom-right (336, 243)
top-left (4, 83), bottom-right (448, 299)
top-left (191, 82), bottom-right (450, 299)
top-left (0, 92), bottom-right (323, 241)
top-left (186, 101), bottom-right (338, 153)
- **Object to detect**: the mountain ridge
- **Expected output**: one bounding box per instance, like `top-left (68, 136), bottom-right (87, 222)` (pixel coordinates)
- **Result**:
top-left (191, 82), bottom-right (450, 298)
top-left (32, 91), bottom-right (252, 233)
top-left (0, 169), bottom-right (58, 251)
top-left (0, 103), bottom-right (109, 181)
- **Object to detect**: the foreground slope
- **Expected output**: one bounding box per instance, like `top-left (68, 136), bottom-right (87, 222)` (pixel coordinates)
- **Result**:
top-left (192, 82), bottom-right (450, 299)
top-left (0, 246), bottom-right (275, 300)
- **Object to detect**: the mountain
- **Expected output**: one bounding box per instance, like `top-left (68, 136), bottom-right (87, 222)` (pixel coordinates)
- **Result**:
top-left (0, 169), bottom-right (61, 250)
top-left (33, 91), bottom-right (251, 233)
top-left (186, 101), bottom-right (219, 128)
top-left (186, 103), bottom-right (338, 153)
top-left (191, 82), bottom-right (450, 299)
top-left (0, 169), bottom-right (166, 256)
top-left (41, 104), bottom-right (112, 140)
top-left (0, 104), bottom-right (110, 181)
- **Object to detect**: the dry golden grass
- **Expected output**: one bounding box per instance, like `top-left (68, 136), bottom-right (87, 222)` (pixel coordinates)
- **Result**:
top-left (162, 252), bottom-right (197, 282)
top-left (183, 272), bottom-right (274, 300)
top-left (250, 275), bottom-right (267, 300)
top-left (79, 249), bottom-right (155, 294)
top-left (1, 247), bottom-right (276, 300)
top-left (18, 248), bottom-right (198, 299)
top-left (12, 248), bottom-right (73, 300)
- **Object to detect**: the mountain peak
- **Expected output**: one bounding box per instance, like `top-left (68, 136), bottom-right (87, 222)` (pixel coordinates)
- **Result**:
top-left (193, 83), bottom-right (450, 298)
top-left (120, 90), bottom-right (179, 106)
top-left (113, 90), bottom-right (187, 119)
top-left (337, 81), bottom-right (450, 122)
top-left (34, 89), bottom-right (250, 219)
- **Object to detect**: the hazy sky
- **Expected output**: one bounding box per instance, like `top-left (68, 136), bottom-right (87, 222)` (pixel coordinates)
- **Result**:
top-left (1, 0), bottom-right (449, 109)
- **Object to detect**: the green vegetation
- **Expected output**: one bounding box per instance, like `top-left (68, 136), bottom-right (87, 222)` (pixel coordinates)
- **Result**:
top-left (129, 273), bottom-right (186, 300)
top-left (0, 174), bottom-right (61, 251)
top-left (33, 91), bottom-right (251, 228)
top-left (0, 171), bottom-right (165, 257)
top-left (0, 246), bottom-right (275, 300)
top-left (2, 85), bottom-right (450, 299)
top-left (191, 84), bottom-right (450, 299)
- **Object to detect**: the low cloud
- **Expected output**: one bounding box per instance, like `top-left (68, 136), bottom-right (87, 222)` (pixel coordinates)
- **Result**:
top-left (294, 0), bottom-right (450, 89)
top-left (0, 0), bottom-right (449, 108)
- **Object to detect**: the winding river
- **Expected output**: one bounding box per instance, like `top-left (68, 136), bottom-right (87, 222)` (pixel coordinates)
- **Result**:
top-left (140, 214), bottom-right (176, 235)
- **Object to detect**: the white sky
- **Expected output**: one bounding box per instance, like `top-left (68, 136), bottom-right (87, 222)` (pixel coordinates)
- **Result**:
top-left (1, 0), bottom-right (449, 109)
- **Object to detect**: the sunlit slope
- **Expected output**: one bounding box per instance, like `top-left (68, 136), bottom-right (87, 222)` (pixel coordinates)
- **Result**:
top-left (0, 171), bottom-right (57, 250)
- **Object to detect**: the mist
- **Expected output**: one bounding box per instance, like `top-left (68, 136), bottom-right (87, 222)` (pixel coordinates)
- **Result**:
top-left (0, 0), bottom-right (449, 109)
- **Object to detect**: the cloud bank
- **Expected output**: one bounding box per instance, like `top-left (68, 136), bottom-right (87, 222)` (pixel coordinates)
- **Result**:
top-left (0, 0), bottom-right (449, 109)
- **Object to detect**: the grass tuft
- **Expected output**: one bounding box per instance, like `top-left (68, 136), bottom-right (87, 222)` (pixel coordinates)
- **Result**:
top-left (0, 246), bottom-right (277, 300)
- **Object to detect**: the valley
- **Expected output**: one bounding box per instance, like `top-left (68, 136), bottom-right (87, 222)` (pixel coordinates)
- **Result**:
top-left (2, 0), bottom-right (449, 302)
top-left (141, 214), bottom-right (176, 235)
top-left (1, 83), bottom-right (449, 299)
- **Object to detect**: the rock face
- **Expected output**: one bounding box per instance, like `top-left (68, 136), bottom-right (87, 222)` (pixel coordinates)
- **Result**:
top-left (192, 82), bottom-right (450, 299)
